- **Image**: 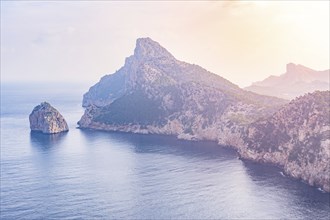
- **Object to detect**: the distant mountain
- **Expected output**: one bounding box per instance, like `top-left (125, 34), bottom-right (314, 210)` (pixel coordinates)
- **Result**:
top-left (79, 37), bottom-right (285, 143)
top-left (239, 91), bottom-right (330, 192)
top-left (245, 63), bottom-right (329, 100)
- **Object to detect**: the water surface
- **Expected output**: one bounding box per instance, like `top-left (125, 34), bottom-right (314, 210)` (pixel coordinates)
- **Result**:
top-left (1, 83), bottom-right (329, 219)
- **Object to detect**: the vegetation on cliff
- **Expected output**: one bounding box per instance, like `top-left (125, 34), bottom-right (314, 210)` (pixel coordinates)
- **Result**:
top-left (241, 91), bottom-right (330, 191)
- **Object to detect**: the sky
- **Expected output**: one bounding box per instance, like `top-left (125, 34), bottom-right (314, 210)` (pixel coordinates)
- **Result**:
top-left (1, 1), bottom-right (329, 87)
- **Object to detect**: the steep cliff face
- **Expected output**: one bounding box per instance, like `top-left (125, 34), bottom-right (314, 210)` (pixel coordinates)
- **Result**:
top-left (29, 102), bottom-right (69, 134)
top-left (79, 38), bottom-right (286, 144)
top-left (239, 91), bottom-right (330, 192)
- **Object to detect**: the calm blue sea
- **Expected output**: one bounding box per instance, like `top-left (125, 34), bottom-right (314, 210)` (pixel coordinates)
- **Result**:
top-left (1, 83), bottom-right (329, 219)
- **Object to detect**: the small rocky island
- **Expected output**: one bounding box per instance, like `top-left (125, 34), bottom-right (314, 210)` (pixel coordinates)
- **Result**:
top-left (29, 102), bottom-right (69, 134)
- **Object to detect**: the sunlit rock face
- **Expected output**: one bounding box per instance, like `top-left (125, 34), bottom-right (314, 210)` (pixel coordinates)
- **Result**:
top-left (29, 102), bottom-right (69, 134)
top-left (79, 37), bottom-right (285, 143)
top-left (240, 91), bottom-right (330, 192)
top-left (245, 63), bottom-right (330, 100)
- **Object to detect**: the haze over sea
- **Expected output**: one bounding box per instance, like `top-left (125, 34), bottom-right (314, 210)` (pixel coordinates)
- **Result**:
top-left (1, 83), bottom-right (329, 219)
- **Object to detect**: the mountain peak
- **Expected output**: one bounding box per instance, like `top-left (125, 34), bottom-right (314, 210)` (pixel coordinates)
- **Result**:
top-left (134, 37), bottom-right (174, 60)
top-left (246, 63), bottom-right (329, 99)
top-left (286, 63), bottom-right (314, 73)
top-left (286, 63), bottom-right (297, 73)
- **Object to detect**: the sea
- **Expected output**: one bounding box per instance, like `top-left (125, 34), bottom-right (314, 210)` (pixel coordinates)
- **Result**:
top-left (1, 82), bottom-right (329, 219)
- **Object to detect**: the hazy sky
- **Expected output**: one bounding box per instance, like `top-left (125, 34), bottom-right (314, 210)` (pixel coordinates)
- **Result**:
top-left (1, 1), bottom-right (329, 87)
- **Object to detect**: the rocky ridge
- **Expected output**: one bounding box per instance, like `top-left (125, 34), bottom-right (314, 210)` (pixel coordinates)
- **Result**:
top-left (29, 102), bottom-right (69, 134)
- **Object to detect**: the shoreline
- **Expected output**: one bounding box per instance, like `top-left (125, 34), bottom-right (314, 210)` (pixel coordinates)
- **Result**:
top-left (76, 126), bottom-right (330, 193)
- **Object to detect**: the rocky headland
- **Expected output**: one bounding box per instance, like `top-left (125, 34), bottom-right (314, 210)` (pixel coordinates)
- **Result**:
top-left (239, 91), bottom-right (330, 191)
top-left (29, 102), bottom-right (69, 134)
top-left (78, 38), bottom-right (329, 192)
top-left (79, 37), bottom-right (286, 143)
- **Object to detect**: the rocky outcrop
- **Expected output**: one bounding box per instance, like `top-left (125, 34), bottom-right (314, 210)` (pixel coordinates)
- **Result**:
top-left (29, 102), bottom-right (69, 134)
top-left (245, 63), bottom-right (329, 100)
top-left (238, 91), bottom-right (330, 192)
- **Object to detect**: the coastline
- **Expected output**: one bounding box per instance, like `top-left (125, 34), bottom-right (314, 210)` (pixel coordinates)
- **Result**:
top-left (77, 124), bottom-right (330, 193)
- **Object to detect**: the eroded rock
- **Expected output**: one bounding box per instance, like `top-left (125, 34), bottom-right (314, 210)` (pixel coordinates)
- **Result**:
top-left (29, 102), bottom-right (69, 134)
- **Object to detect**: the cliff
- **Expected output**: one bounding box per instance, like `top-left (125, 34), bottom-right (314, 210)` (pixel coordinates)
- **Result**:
top-left (78, 38), bottom-right (286, 144)
top-left (29, 102), bottom-right (69, 134)
top-left (239, 91), bottom-right (330, 192)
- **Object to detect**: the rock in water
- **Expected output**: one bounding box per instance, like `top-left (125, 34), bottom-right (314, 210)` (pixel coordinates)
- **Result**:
top-left (29, 102), bottom-right (69, 134)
